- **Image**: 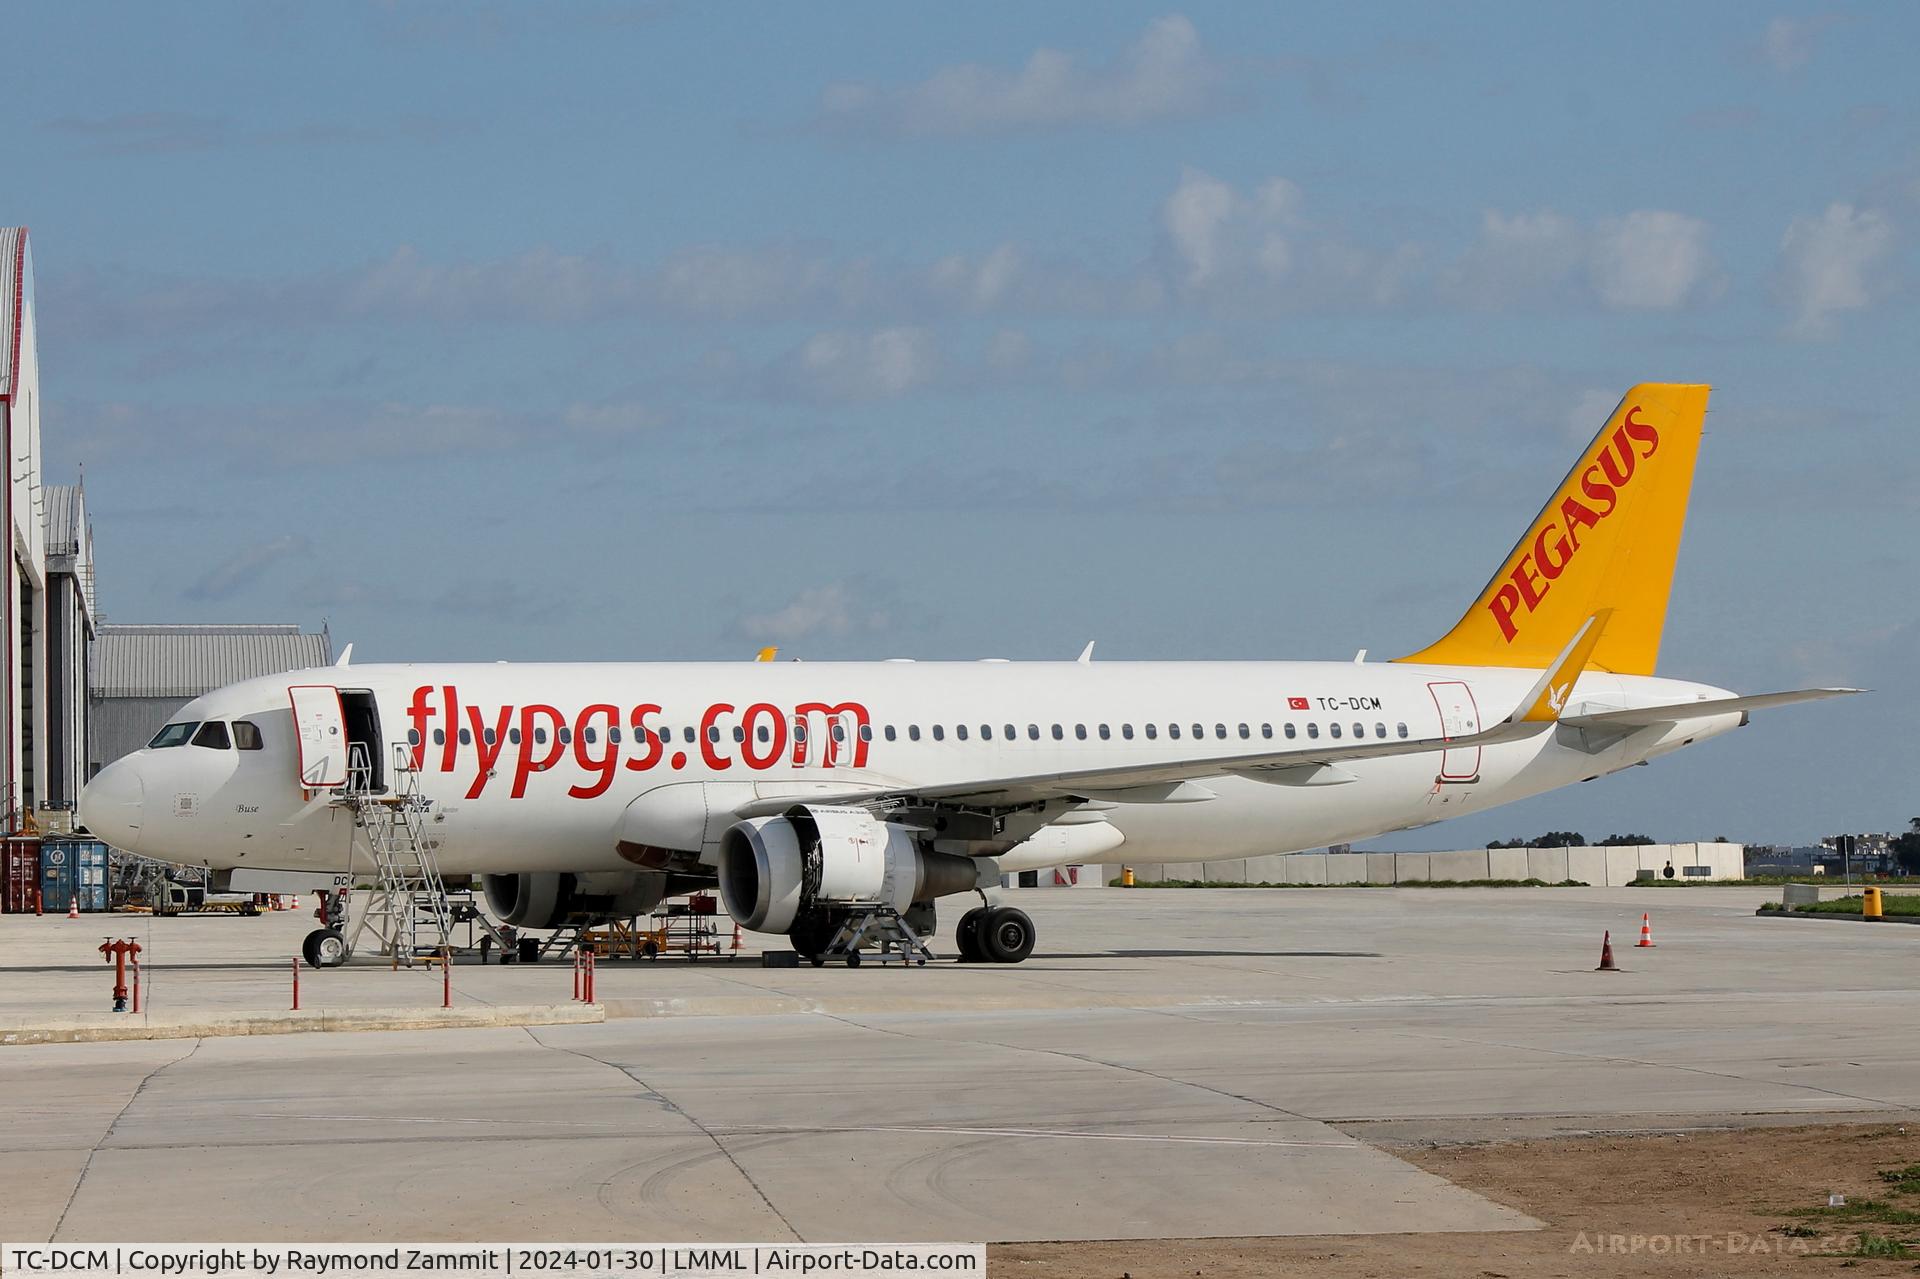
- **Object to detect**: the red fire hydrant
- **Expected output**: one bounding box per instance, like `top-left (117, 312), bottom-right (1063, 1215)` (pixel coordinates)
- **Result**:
top-left (100, 938), bottom-right (143, 1013)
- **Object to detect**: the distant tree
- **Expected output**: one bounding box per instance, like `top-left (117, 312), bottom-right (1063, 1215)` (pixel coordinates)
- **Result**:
top-left (1893, 820), bottom-right (1920, 876)
top-left (1528, 831), bottom-right (1586, 848)
top-left (1598, 833), bottom-right (1655, 847)
top-left (1487, 837), bottom-right (1528, 849)
top-left (1714, 835), bottom-right (1730, 843)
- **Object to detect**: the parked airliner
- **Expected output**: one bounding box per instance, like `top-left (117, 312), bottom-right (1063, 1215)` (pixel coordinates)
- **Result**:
top-left (78, 384), bottom-right (1854, 965)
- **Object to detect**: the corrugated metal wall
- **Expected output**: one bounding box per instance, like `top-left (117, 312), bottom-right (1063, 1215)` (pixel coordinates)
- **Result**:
top-left (88, 696), bottom-right (188, 774)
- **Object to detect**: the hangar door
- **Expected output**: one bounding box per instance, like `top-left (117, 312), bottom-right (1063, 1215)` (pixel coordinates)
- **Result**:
top-left (288, 685), bottom-right (349, 789)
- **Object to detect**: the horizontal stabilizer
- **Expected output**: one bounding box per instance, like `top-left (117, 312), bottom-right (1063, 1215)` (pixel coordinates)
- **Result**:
top-left (1562, 687), bottom-right (1862, 729)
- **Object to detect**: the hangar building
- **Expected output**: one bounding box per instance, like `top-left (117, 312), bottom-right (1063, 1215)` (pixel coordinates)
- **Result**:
top-left (88, 623), bottom-right (332, 773)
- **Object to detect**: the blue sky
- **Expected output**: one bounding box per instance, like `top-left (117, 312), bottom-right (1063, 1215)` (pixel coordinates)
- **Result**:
top-left (12, 2), bottom-right (1916, 847)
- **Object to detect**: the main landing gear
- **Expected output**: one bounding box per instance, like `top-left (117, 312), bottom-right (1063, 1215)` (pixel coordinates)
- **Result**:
top-left (955, 901), bottom-right (1035, 964)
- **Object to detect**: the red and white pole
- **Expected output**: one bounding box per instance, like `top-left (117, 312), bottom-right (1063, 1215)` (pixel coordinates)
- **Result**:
top-left (131, 951), bottom-right (142, 1014)
top-left (572, 949), bottom-right (581, 1001)
top-left (442, 948), bottom-right (452, 1009)
top-left (291, 955), bottom-right (301, 1011)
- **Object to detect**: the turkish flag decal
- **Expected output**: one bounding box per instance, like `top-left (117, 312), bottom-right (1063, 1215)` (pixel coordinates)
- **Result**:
top-left (1287, 696), bottom-right (1310, 711)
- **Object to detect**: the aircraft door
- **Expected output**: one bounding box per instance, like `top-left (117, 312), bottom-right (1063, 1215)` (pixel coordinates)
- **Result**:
top-left (288, 685), bottom-right (350, 789)
top-left (1427, 681), bottom-right (1481, 783)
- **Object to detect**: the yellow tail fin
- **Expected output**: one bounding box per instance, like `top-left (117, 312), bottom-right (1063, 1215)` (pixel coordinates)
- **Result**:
top-left (1395, 383), bottom-right (1709, 675)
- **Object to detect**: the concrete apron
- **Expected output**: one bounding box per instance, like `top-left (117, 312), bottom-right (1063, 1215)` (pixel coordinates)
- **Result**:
top-left (0, 1003), bottom-right (602, 1045)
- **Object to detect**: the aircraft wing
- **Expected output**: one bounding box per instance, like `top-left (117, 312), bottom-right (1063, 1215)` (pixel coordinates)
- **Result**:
top-left (1560, 687), bottom-right (1861, 729)
top-left (737, 613), bottom-right (1614, 816)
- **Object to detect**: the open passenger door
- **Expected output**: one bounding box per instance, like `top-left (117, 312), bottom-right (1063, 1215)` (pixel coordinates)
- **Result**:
top-left (288, 685), bottom-right (349, 789)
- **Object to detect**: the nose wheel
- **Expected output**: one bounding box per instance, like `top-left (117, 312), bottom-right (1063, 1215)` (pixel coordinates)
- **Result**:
top-left (955, 905), bottom-right (1034, 964)
top-left (302, 928), bottom-right (350, 968)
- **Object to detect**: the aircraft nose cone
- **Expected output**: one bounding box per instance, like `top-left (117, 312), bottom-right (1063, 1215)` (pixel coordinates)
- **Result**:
top-left (79, 759), bottom-right (144, 852)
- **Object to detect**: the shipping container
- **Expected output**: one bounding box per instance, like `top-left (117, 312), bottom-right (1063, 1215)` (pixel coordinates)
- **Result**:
top-left (2, 837), bottom-right (40, 913)
top-left (40, 839), bottom-right (110, 913)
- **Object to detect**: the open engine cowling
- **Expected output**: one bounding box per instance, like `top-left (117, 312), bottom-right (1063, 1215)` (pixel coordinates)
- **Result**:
top-left (718, 805), bottom-right (982, 934)
top-left (482, 871), bottom-right (666, 929)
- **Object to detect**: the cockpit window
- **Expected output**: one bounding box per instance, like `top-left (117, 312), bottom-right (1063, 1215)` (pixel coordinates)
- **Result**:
top-left (191, 721), bottom-right (232, 751)
top-left (233, 721), bottom-right (264, 751)
top-left (149, 721), bottom-right (199, 749)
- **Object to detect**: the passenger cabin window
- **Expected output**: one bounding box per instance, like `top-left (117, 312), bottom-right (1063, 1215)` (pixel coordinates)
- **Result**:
top-left (192, 721), bottom-right (231, 751)
top-left (459, 728), bottom-right (473, 746)
top-left (510, 728), bottom-right (522, 745)
top-left (956, 724), bottom-right (970, 741)
top-left (1285, 723), bottom-right (1297, 739)
top-left (932, 725), bottom-right (945, 741)
top-left (908, 725), bottom-right (921, 741)
top-left (884, 725), bottom-right (896, 742)
top-left (234, 720), bottom-right (264, 751)
top-left (1145, 723), bottom-right (1158, 740)
top-left (1169, 724), bottom-right (1181, 739)
top-left (1122, 724), bottom-right (1134, 739)
top-left (431, 728), bottom-right (445, 747)
top-left (980, 725), bottom-right (992, 740)
top-left (1075, 724), bottom-right (1087, 740)
top-left (1051, 724), bottom-right (1064, 740)
top-left (732, 726), bottom-right (745, 743)
top-left (1306, 723), bottom-right (1319, 739)
top-left (1216, 723), bottom-right (1228, 739)
top-left (1004, 724), bottom-right (1016, 740)
top-left (1352, 722), bottom-right (1364, 738)
top-left (1397, 722), bottom-right (1410, 738)
top-left (1238, 723), bottom-right (1250, 739)
top-left (1330, 723), bottom-right (1343, 738)
top-left (1260, 723), bottom-right (1272, 739)
top-left (1375, 722), bottom-right (1387, 738)
top-left (1192, 723), bottom-right (1205, 739)
top-left (149, 721), bottom-right (199, 749)
top-left (1098, 724), bottom-right (1111, 740)
top-left (1028, 724), bottom-right (1040, 740)
top-left (860, 725), bottom-right (874, 742)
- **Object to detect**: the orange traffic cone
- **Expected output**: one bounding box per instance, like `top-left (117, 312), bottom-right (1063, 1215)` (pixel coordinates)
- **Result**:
top-left (1596, 930), bottom-right (1617, 971)
top-left (67, 895), bottom-right (79, 920)
top-left (1636, 913), bottom-right (1655, 948)
top-left (288, 894), bottom-right (300, 911)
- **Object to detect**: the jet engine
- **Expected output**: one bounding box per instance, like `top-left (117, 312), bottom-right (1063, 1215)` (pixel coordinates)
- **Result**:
top-left (718, 804), bottom-right (982, 934)
top-left (482, 870), bottom-right (667, 929)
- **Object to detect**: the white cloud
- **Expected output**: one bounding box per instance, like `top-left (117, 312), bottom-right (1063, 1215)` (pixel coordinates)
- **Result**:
top-left (1759, 15), bottom-right (1836, 73)
top-left (1161, 169), bottom-right (1310, 290)
top-left (736, 582), bottom-right (892, 643)
top-left (776, 327), bottom-right (939, 401)
top-left (818, 14), bottom-right (1225, 138)
top-left (1777, 202), bottom-right (1896, 335)
top-left (1447, 207), bottom-right (1714, 311)
top-left (1587, 210), bottom-right (1713, 310)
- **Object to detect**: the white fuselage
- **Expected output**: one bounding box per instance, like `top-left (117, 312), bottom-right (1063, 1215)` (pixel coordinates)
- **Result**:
top-left (79, 659), bottom-right (1742, 878)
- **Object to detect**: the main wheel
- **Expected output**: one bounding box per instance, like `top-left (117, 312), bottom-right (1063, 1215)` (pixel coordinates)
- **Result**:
top-left (980, 907), bottom-right (1035, 964)
top-left (302, 928), bottom-right (349, 968)
top-left (955, 907), bottom-right (986, 962)
top-left (640, 940), bottom-right (661, 960)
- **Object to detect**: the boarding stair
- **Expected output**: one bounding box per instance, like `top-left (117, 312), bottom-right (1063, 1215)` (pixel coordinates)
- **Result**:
top-left (338, 743), bottom-right (462, 964)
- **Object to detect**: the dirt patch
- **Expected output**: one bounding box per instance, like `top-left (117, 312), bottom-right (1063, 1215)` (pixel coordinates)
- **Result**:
top-left (990, 1121), bottom-right (1920, 1277)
